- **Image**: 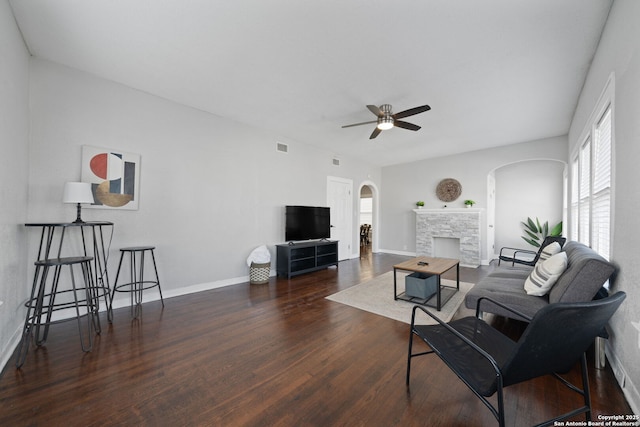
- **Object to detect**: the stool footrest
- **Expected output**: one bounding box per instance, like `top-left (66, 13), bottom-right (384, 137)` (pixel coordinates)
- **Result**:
top-left (112, 281), bottom-right (161, 293)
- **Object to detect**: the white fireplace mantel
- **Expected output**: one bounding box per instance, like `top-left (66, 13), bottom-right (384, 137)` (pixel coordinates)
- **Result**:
top-left (414, 208), bottom-right (482, 267)
top-left (414, 208), bottom-right (483, 214)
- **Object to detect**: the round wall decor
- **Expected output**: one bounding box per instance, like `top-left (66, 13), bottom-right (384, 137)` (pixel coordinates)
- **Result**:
top-left (436, 178), bottom-right (462, 202)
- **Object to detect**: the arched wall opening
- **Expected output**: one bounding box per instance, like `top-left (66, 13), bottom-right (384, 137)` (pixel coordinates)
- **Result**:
top-left (487, 159), bottom-right (567, 260)
top-left (357, 181), bottom-right (379, 256)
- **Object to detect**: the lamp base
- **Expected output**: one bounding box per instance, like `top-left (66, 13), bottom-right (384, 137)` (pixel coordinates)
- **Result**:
top-left (73, 203), bottom-right (85, 223)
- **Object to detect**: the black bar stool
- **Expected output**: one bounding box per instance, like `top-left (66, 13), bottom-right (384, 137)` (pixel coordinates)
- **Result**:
top-left (109, 246), bottom-right (164, 320)
top-left (16, 256), bottom-right (101, 368)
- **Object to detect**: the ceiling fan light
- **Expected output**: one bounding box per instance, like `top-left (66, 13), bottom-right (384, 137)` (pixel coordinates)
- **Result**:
top-left (377, 116), bottom-right (394, 130)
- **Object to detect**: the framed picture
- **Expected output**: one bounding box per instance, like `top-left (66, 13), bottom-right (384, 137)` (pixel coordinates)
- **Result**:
top-left (81, 145), bottom-right (141, 211)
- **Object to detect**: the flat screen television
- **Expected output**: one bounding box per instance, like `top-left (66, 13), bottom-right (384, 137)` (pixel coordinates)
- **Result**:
top-left (285, 205), bottom-right (331, 241)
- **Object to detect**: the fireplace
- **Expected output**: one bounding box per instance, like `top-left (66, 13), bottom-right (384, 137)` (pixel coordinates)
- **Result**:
top-left (414, 208), bottom-right (481, 267)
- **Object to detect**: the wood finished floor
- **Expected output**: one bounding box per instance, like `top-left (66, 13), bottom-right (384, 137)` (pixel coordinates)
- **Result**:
top-left (0, 250), bottom-right (632, 426)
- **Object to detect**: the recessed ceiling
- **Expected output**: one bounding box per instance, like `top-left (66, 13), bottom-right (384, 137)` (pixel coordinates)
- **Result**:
top-left (9, 0), bottom-right (612, 166)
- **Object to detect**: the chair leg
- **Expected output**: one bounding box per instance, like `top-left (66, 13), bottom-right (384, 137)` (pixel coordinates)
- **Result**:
top-left (580, 353), bottom-right (592, 422)
top-left (37, 265), bottom-right (60, 345)
top-left (406, 327), bottom-right (436, 386)
top-left (69, 263), bottom-right (92, 352)
top-left (534, 353), bottom-right (593, 427)
top-left (496, 380), bottom-right (506, 427)
top-left (132, 250), bottom-right (141, 318)
top-left (82, 260), bottom-right (101, 335)
top-left (108, 251), bottom-right (126, 323)
top-left (150, 249), bottom-right (164, 307)
top-left (406, 329), bottom-right (415, 386)
top-left (15, 265), bottom-right (45, 368)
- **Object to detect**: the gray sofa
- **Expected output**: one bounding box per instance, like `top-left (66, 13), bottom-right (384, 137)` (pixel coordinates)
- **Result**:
top-left (465, 241), bottom-right (615, 321)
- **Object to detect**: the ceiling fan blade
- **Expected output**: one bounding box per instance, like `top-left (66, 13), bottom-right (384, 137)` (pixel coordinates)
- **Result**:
top-left (367, 105), bottom-right (383, 117)
top-left (392, 104), bottom-right (431, 119)
top-left (394, 120), bottom-right (421, 131)
top-left (342, 120), bottom-right (378, 128)
top-left (369, 127), bottom-right (382, 139)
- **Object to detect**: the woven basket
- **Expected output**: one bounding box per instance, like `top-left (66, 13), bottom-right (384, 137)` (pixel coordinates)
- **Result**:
top-left (250, 262), bottom-right (271, 284)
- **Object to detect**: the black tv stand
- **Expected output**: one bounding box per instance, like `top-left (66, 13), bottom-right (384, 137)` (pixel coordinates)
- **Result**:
top-left (276, 240), bottom-right (338, 278)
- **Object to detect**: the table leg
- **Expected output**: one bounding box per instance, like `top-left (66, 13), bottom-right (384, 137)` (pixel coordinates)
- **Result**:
top-left (436, 275), bottom-right (441, 311)
top-left (393, 267), bottom-right (398, 300)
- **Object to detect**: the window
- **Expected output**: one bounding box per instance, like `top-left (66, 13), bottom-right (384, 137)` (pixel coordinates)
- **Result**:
top-left (359, 197), bottom-right (372, 225)
top-left (570, 84), bottom-right (613, 260)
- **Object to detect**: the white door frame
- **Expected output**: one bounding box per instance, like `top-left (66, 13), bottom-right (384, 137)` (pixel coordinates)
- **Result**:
top-left (327, 176), bottom-right (354, 260)
top-left (357, 180), bottom-right (380, 255)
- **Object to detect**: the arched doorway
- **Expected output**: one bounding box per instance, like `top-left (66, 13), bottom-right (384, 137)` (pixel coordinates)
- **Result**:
top-left (488, 159), bottom-right (566, 261)
top-left (358, 181), bottom-right (379, 257)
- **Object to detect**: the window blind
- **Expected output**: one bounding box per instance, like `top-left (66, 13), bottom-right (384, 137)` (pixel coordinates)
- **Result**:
top-left (592, 107), bottom-right (612, 259)
top-left (571, 104), bottom-right (612, 260)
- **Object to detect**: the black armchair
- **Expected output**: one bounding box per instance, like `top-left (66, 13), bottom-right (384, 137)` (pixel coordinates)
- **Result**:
top-left (498, 235), bottom-right (566, 266)
top-left (406, 292), bottom-right (626, 427)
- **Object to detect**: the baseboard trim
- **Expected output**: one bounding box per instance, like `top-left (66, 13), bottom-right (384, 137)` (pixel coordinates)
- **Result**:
top-left (111, 273), bottom-right (258, 309)
top-left (606, 340), bottom-right (639, 415)
top-left (378, 248), bottom-right (416, 257)
top-left (0, 326), bottom-right (24, 374)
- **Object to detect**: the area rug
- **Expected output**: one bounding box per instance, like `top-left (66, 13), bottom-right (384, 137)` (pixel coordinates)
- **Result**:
top-left (326, 271), bottom-right (475, 325)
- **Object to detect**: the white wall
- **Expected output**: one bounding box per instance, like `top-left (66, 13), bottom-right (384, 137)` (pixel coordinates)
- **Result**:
top-left (494, 160), bottom-right (565, 254)
top-left (26, 59), bottom-right (381, 294)
top-left (0, 50), bottom-right (384, 369)
top-left (0, 0), bottom-right (30, 369)
top-left (568, 0), bottom-right (640, 413)
top-left (380, 136), bottom-right (567, 262)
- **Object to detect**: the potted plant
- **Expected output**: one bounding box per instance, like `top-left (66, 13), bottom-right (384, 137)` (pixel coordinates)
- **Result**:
top-left (464, 199), bottom-right (475, 208)
top-left (521, 217), bottom-right (563, 247)
top-left (416, 201), bottom-right (425, 209)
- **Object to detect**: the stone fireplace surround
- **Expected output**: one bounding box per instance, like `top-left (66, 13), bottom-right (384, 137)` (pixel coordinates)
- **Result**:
top-left (414, 208), bottom-right (481, 267)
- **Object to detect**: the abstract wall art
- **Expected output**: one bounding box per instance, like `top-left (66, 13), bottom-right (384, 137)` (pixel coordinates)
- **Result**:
top-left (81, 145), bottom-right (140, 210)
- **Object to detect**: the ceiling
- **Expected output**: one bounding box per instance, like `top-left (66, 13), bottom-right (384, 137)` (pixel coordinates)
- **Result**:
top-left (9, 0), bottom-right (612, 167)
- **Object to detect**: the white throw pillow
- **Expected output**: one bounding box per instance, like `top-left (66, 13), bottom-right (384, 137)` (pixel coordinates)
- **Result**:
top-left (536, 241), bottom-right (562, 265)
top-left (525, 251), bottom-right (568, 296)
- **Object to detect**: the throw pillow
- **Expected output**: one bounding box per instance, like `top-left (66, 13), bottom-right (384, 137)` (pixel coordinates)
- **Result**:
top-left (524, 251), bottom-right (568, 296)
top-left (536, 241), bottom-right (562, 265)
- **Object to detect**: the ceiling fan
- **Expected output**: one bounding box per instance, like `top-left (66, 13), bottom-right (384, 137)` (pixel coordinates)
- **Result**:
top-left (342, 104), bottom-right (431, 139)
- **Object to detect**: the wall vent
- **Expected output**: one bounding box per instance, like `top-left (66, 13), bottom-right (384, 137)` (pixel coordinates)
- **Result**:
top-left (276, 142), bottom-right (288, 153)
top-left (332, 158), bottom-right (340, 166)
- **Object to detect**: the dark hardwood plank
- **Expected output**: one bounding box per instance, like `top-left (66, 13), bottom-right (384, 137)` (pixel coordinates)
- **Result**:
top-left (0, 252), bottom-right (632, 426)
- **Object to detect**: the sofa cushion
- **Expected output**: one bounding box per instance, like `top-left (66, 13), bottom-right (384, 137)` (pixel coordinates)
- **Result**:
top-left (548, 241), bottom-right (616, 304)
top-left (483, 266), bottom-right (532, 280)
top-left (537, 241), bottom-right (562, 264)
top-left (524, 252), bottom-right (568, 296)
top-left (464, 272), bottom-right (549, 320)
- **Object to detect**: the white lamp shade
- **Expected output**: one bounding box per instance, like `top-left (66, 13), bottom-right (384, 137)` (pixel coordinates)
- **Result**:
top-left (62, 182), bottom-right (94, 204)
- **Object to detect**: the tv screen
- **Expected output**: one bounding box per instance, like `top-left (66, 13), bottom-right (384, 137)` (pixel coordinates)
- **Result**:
top-left (285, 206), bottom-right (331, 241)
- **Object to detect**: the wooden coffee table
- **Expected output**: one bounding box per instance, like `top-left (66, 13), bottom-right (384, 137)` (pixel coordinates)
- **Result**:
top-left (393, 256), bottom-right (460, 311)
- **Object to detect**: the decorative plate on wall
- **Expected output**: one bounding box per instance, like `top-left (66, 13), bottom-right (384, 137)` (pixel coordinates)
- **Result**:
top-left (436, 178), bottom-right (462, 202)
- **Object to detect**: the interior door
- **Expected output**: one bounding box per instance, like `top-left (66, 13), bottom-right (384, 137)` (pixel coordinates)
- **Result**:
top-left (327, 176), bottom-right (353, 261)
top-left (487, 173), bottom-right (496, 261)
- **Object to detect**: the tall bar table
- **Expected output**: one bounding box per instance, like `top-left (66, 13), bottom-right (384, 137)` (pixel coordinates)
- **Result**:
top-left (17, 221), bottom-right (114, 366)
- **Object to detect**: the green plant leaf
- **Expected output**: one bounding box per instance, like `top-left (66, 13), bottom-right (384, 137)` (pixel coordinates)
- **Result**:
top-left (522, 236), bottom-right (540, 247)
top-left (524, 229), bottom-right (539, 241)
top-left (550, 221), bottom-right (563, 236)
top-left (521, 217), bottom-right (560, 248)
